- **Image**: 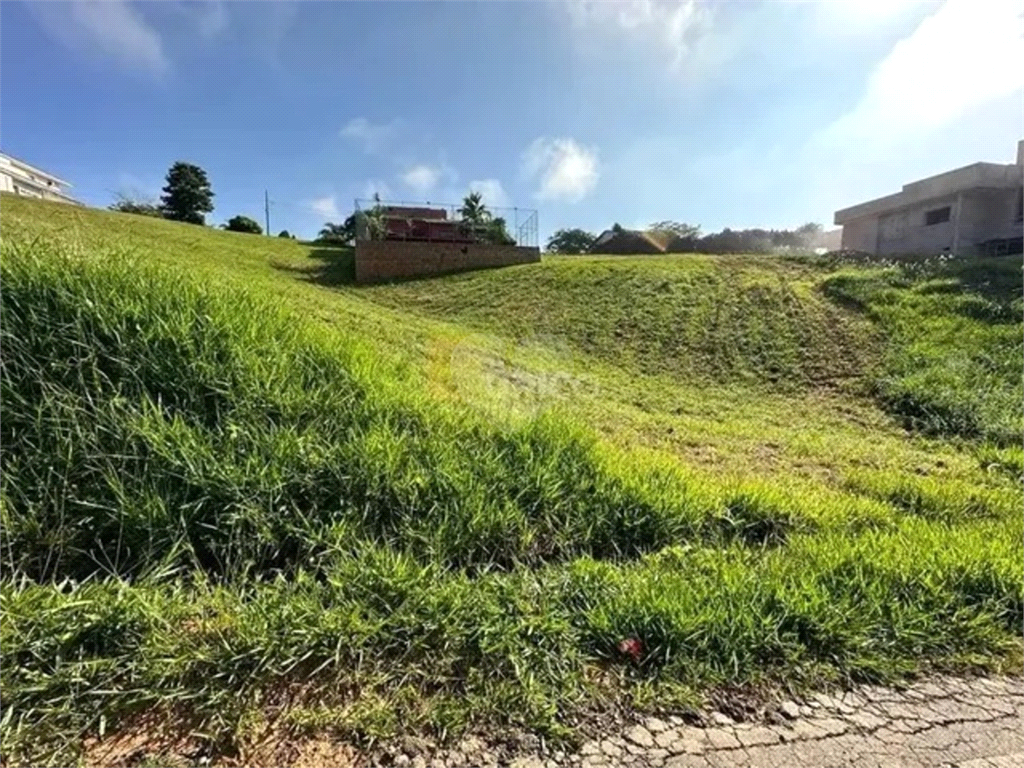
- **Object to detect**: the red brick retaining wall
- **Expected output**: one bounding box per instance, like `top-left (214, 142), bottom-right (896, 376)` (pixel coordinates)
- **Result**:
top-left (354, 241), bottom-right (541, 284)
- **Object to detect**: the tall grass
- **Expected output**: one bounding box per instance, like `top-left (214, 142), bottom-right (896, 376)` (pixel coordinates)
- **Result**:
top-left (355, 255), bottom-right (878, 389)
top-left (821, 255), bottom-right (1023, 445)
top-left (1, 232), bottom-right (1021, 765)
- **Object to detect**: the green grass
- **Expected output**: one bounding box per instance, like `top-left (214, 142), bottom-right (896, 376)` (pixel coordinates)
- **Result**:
top-left (1, 195), bottom-right (1021, 765)
top-left (353, 254), bottom-right (880, 388)
top-left (821, 255), bottom-right (1023, 445)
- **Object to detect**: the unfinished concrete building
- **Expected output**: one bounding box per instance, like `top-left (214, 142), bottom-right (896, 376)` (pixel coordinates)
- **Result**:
top-left (834, 140), bottom-right (1024, 256)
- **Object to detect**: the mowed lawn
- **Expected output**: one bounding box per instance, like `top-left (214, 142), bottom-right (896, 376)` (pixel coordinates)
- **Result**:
top-left (1, 194), bottom-right (1021, 766)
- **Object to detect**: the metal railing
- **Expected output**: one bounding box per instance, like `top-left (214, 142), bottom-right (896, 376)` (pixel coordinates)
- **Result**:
top-left (353, 198), bottom-right (538, 248)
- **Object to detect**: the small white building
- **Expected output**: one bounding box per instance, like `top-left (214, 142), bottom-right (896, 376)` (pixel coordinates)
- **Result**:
top-left (0, 151), bottom-right (81, 205)
top-left (834, 140), bottom-right (1024, 256)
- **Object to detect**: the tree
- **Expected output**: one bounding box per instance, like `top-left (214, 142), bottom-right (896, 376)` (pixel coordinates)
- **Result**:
top-left (459, 191), bottom-right (490, 224)
top-left (648, 220), bottom-right (701, 240)
top-left (485, 217), bottom-right (516, 245)
top-left (318, 216), bottom-right (356, 244)
top-left (318, 222), bottom-right (346, 242)
top-left (161, 161), bottom-right (214, 225)
top-left (222, 215), bottom-right (262, 234)
top-left (546, 228), bottom-right (597, 254)
top-left (108, 193), bottom-right (165, 218)
top-left (459, 192), bottom-right (513, 243)
top-left (278, 230), bottom-right (296, 239)
top-left (363, 205), bottom-right (388, 240)
top-left (796, 222), bottom-right (823, 246)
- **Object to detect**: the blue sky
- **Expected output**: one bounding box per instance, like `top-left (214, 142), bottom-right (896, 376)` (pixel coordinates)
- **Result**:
top-left (2, 0), bottom-right (1022, 242)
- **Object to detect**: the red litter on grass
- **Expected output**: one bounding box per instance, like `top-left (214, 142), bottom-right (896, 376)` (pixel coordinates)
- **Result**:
top-left (617, 637), bottom-right (643, 661)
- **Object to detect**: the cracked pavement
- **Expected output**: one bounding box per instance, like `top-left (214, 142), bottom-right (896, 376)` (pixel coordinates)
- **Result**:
top-left (82, 674), bottom-right (1024, 767)
top-left (558, 675), bottom-right (1023, 768)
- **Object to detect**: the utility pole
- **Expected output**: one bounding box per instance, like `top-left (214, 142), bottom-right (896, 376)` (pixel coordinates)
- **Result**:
top-left (264, 190), bottom-right (271, 236)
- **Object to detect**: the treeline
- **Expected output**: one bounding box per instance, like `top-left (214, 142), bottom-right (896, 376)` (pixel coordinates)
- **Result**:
top-left (670, 223), bottom-right (822, 254)
top-left (547, 221), bottom-right (825, 254)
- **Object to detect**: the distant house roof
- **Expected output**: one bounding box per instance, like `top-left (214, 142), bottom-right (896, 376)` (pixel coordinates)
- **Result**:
top-left (590, 228), bottom-right (666, 254)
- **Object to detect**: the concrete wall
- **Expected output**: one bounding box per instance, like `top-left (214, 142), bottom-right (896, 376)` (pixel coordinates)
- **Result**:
top-left (957, 188), bottom-right (1023, 246)
top-left (839, 216), bottom-right (879, 252)
top-left (355, 240), bottom-right (541, 284)
top-left (840, 186), bottom-right (1023, 255)
top-left (875, 194), bottom-right (958, 255)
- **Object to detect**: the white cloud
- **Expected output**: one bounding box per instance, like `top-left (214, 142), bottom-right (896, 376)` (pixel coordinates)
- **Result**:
top-left (521, 138), bottom-right (600, 203)
top-left (795, 0), bottom-right (1024, 224)
top-left (28, 0), bottom-right (169, 75)
top-left (468, 179), bottom-right (511, 208)
top-left (812, 0), bottom-right (1024, 150)
top-left (401, 164), bottom-right (442, 193)
top-left (818, 0), bottom-right (932, 26)
top-left (340, 118), bottom-right (397, 154)
top-left (310, 196), bottom-right (339, 219)
top-left (190, 1), bottom-right (229, 40)
top-left (563, 0), bottom-right (714, 71)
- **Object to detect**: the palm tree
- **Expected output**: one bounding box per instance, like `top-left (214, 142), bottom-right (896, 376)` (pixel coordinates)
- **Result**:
top-left (318, 222), bottom-right (349, 242)
top-left (459, 191), bottom-right (490, 224)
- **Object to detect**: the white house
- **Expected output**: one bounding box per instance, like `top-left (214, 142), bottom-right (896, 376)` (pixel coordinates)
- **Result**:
top-left (0, 151), bottom-right (81, 205)
top-left (834, 140), bottom-right (1024, 256)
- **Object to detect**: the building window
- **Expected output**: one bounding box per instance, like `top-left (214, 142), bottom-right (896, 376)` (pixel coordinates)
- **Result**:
top-left (1016, 190), bottom-right (1023, 222)
top-left (925, 206), bottom-right (951, 225)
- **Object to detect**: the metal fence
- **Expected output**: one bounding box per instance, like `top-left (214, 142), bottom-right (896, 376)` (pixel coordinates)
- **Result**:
top-left (353, 198), bottom-right (538, 248)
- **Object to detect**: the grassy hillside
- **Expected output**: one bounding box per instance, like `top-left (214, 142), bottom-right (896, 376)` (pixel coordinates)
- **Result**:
top-left (822, 256), bottom-right (1023, 445)
top-left (357, 255), bottom-right (878, 387)
top-left (1, 195), bottom-right (1021, 765)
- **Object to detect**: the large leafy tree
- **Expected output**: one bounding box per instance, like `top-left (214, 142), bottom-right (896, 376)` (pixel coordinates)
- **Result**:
top-left (546, 228), bottom-right (596, 254)
top-left (796, 222), bottom-right (823, 246)
top-left (648, 221), bottom-right (701, 240)
top-left (485, 217), bottom-right (516, 245)
top-left (222, 215), bottom-right (262, 234)
top-left (161, 162), bottom-right (214, 225)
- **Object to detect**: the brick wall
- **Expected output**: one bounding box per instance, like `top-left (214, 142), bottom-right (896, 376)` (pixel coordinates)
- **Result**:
top-left (354, 240), bottom-right (541, 284)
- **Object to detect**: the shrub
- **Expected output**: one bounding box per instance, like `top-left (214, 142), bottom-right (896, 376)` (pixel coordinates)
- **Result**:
top-left (108, 196), bottom-right (165, 218)
top-left (223, 215), bottom-right (263, 234)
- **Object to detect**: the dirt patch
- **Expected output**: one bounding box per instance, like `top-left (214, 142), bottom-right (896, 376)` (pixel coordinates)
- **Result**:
top-left (81, 710), bottom-right (203, 768)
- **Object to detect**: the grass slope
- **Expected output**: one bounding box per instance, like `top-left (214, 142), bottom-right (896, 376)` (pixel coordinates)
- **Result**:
top-left (357, 255), bottom-right (878, 387)
top-left (822, 256), bottom-right (1023, 445)
top-left (1, 195), bottom-right (1021, 765)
